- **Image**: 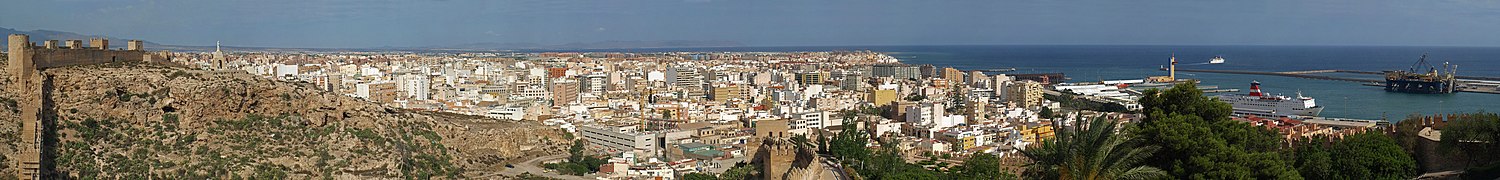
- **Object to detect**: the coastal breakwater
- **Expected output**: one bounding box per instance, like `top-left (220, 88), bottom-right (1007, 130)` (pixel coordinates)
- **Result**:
top-left (1163, 68), bottom-right (1500, 94)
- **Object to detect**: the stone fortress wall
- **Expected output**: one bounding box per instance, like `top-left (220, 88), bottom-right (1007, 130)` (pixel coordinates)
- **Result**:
top-left (6, 34), bottom-right (165, 180)
top-left (28, 48), bottom-right (145, 68)
top-left (8, 34), bottom-right (153, 76)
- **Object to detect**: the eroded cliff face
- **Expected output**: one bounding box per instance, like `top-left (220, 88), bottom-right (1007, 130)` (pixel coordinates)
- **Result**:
top-left (0, 62), bottom-right (568, 179)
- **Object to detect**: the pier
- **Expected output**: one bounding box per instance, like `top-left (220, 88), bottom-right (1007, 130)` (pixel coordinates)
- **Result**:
top-left (1168, 68), bottom-right (1382, 83)
top-left (1165, 68), bottom-right (1500, 94)
top-left (966, 67), bottom-right (1017, 73)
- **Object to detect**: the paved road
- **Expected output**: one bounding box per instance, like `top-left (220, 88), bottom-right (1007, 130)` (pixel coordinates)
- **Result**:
top-left (475, 154), bottom-right (593, 180)
top-left (820, 155), bottom-right (851, 180)
top-left (1415, 170), bottom-right (1463, 179)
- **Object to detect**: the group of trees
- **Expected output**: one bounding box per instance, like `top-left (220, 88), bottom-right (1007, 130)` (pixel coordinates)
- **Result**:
top-left (1434, 112), bottom-right (1500, 178)
top-left (1043, 93), bottom-right (1131, 113)
top-left (1038, 106), bottom-right (1054, 119)
top-left (1022, 82), bottom-right (1421, 180)
top-left (1439, 113), bottom-right (1500, 164)
top-left (685, 113), bottom-right (1014, 180)
top-left (543, 140), bottom-right (608, 176)
top-left (1133, 82), bottom-right (1303, 179)
top-left (716, 82), bottom-right (1444, 179)
top-left (685, 162), bottom-right (759, 180)
top-left (1291, 132), bottom-right (1418, 179)
top-left (1387, 112), bottom-right (1500, 179)
top-left (1021, 115), bottom-right (1166, 180)
top-left (683, 161), bottom-right (764, 180)
top-left (821, 121), bottom-right (1014, 179)
top-left (905, 94), bottom-right (927, 101)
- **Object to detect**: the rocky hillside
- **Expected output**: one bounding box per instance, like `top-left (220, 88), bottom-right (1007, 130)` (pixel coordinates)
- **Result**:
top-left (0, 60), bottom-right (570, 179)
top-left (0, 55), bottom-right (24, 179)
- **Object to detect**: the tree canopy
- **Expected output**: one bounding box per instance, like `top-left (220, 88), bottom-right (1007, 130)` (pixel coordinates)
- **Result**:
top-left (543, 140), bottom-right (607, 176)
top-left (1133, 82), bottom-right (1301, 179)
top-left (681, 172), bottom-right (717, 180)
top-left (1440, 112), bottom-right (1500, 164)
top-left (1292, 132), bottom-right (1418, 180)
top-left (824, 121), bottom-right (1016, 180)
top-left (1434, 112), bottom-right (1500, 179)
top-left (949, 153), bottom-right (1012, 179)
top-left (1022, 115), bottom-right (1165, 180)
top-left (718, 162), bottom-right (758, 180)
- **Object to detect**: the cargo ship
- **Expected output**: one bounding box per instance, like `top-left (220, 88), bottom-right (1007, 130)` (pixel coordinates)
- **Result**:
top-left (1384, 53), bottom-right (1456, 94)
top-left (1216, 81), bottom-right (1323, 118)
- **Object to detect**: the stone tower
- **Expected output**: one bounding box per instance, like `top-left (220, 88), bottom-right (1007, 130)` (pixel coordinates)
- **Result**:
top-left (9, 34), bottom-right (35, 80)
top-left (750, 132), bottom-right (826, 180)
top-left (6, 34), bottom-right (42, 180)
top-left (213, 41), bottom-right (225, 69)
top-left (89, 38), bottom-right (108, 50)
top-left (65, 40), bottom-right (82, 49)
top-left (127, 40), bottom-right (143, 51)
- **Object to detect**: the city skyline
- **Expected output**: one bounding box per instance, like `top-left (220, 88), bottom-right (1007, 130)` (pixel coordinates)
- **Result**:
top-left (5, 0), bottom-right (1500, 48)
top-left (6, 1), bottom-right (1500, 179)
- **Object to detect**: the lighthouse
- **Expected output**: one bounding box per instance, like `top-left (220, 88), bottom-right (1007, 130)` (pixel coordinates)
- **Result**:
top-left (1169, 53), bottom-right (1176, 81)
top-left (1148, 54), bottom-right (1180, 83)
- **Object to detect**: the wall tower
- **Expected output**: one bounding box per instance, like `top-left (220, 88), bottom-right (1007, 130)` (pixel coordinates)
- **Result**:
top-left (65, 40), bottom-right (82, 49)
top-left (89, 38), bottom-right (108, 50)
top-left (9, 34), bottom-right (35, 80)
top-left (127, 40), bottom-right (143, 51)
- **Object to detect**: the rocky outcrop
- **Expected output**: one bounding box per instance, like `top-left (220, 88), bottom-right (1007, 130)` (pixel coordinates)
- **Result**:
top-left (0, 62), bottom-right (568, 179)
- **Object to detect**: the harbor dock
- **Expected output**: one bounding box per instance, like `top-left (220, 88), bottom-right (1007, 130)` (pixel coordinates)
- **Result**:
top-left (1164, 68), bottom-right (1500, 94)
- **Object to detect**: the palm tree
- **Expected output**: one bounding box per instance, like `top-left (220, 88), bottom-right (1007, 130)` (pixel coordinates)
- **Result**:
top-left (1021, 114), bottom-right (1166, 180)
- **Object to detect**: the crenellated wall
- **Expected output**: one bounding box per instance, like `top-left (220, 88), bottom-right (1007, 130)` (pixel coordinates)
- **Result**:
top-left (8, 34), bottom-right (159, 79)
top-left (28, 48), bottom-right (144, 68)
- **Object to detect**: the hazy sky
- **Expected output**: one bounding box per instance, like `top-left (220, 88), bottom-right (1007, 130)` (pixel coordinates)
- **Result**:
top-left (4, 0), bottom-right (1500, 48)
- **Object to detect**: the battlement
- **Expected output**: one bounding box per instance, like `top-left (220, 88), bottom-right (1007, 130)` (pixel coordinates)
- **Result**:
top-left (89, 38), bottom-right (108, 50)
top-left (65, 40), bottom-right (82, 49)
top-left (8, 34), bottom-right (172, 80)
top-left (9, 34), bottom-right (142, 51)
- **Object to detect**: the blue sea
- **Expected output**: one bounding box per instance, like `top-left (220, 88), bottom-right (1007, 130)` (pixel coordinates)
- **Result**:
top-left (560, 45), bottom-right (1500, 120)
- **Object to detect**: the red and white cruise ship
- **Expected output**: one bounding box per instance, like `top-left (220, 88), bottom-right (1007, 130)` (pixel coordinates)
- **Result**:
top-left (1215, 81), bottom-right (1323, 118)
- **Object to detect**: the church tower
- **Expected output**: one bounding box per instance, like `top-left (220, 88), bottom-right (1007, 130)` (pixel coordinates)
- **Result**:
top-left (213, 41), bottom-right (226, 69)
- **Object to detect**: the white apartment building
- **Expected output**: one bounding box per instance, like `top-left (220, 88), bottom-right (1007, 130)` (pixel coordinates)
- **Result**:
top-left (905, 102), bottom-right (945, 125)
top-left (580, 124), bottom-right (659, 153)
top-left (398, 74), bottom-right (431, 100)
top-left (789, 111), bottom-right (831, 134)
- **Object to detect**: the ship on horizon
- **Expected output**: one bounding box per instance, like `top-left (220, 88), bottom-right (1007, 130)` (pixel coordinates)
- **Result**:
top-left (1209, 55), bottom-right (1225, 64)
top-left (1216, 81), bottom-right (1323, 118)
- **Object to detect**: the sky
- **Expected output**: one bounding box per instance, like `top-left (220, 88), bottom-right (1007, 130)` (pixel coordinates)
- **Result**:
top-left (3, 0), bottom-right (1500, 48)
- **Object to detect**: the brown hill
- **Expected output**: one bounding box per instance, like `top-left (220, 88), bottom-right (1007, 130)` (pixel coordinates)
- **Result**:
top-left (0, 59), bottom-right (570, 179)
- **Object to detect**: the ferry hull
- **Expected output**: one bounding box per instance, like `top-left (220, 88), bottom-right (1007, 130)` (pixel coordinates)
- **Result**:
top-left (1384, 80), bottom-right (1454, 94)
top-left (1299, 106), bottom-right (1324, 117)
top-left (1229, 106), bottom-right (1322, 118)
